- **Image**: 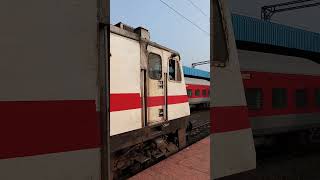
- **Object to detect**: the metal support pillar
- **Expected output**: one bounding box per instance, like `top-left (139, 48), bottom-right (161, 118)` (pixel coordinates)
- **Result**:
top-left (98, 0), bottom-right (111, 179)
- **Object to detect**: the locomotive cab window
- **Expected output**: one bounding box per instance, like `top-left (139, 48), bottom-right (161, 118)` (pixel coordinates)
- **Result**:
top-left (195, 89), bottom-right (200, 97)
top-left (272, 88), bottom-right (287, 109)
top-left (169, 59), bottom-right (181, 82)
top-left (315, 89), bottom-right (320, 107)
top-left (187, 89), bottom-right (192, 97)
top-left (148, 53), bottom-right (162, 80)
top-left (296, 89), bottom-right (308, 108)
top-left (245, 88), bottom-right (262, 110)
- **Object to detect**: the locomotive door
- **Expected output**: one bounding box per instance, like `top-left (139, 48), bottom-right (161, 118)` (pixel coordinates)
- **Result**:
top-left (146, 47), bottom-right (166, 125)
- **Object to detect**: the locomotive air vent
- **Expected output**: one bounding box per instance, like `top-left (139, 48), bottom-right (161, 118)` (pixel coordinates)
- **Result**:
top-left (114, 22), bottom-right (150, 41)
top-left (115, 22), bottom-right (135, 32)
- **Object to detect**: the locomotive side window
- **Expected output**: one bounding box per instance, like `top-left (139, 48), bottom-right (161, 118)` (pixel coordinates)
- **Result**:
top-left (245, 88), bottom-right (262, 110)
top-left (272, 88), bottom-right (287, 109)
top-left (169, 59), bottom-right (182, 82)
top-left (187, 89), bottom-right (192, 97)
top-left (315, 89), bottom-right (320, 107)
top-left (195, 89), bottom-right (200, 97)
top-left (202, 89), bottom-right (207, 97)
top-left (295, 89), bottom-right (308, 108)
top-left (148, 53), bottom-right (162, 80)
top-left (176, 61), bottom-right (182, 81)
top-left (169, 59), bottom-right (175, 80)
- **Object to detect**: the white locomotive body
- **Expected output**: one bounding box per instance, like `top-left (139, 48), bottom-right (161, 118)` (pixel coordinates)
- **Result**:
top-left (109, 23), bottom-right (190, 177)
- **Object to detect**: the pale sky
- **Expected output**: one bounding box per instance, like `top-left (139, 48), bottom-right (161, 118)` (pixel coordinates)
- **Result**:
top-left (111, 0), bottom-right (320, 72)
top-left (111, 0), bottom-right (210, 71)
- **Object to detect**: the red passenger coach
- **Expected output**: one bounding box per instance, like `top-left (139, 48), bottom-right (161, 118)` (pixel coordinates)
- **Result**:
top-left (183, 67), bottom-right (210, 108)
top-left (190, 50), bottom-right (320, 139)
top-left (239, 50), bottom-right (320, 139)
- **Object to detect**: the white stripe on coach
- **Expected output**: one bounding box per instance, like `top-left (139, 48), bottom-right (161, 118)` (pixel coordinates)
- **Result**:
top-left (0, 149), bottom-right (100, 180)
top-left (185, 77), bottom-right (210, 86)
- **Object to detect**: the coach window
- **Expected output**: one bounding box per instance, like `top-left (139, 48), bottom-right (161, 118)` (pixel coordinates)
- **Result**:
top-left (245, 88), bottom-right (262, 110)
top-left (272, 88), bottom-right (287, 109)
top-left (187, 89), bottom-right (192, 97)
top-left (148, 53), bottom-right (162, 80)
top-left (169, 59), bottom-right (182, 82)
top-left (296, 89), bottom-right (308, 108)
top-left (195, 89), bottom-right (200, 97)
top-left (208, 90), bottom-right (210, 96)
top-left (202, 89), bottom-right (207, 97)
top-left (315, 89), bottom-right (320, 107)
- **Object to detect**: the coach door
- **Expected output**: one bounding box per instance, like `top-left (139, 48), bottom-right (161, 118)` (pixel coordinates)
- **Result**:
top-left (146, 47), bottom-right (166, 125)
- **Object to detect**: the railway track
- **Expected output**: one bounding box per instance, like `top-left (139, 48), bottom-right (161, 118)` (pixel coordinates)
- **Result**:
top-left (117, 109), bottom-right (210, 180)
top-left (187, 109), bottom-right (211, 145)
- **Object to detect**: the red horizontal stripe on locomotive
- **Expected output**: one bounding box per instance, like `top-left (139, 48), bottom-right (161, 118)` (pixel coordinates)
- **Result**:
top-left (110, 93), bottom-right (141, 111)
top-left (168, 95), bottom-right (189, 104)
top-left (147, 95), bottom-right (188, 107)
top-left (147, 96), bottom-right (164, 107)
top-left (0, 100), bottom-right (100, 160)
top-left (211, 106), bottom-right (250, 133)
top-left (110, 94), bottom-right (188, 112)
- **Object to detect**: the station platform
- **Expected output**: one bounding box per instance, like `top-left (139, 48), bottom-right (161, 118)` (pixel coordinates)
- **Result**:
top-left (129, 136), bottom-right (210, 180)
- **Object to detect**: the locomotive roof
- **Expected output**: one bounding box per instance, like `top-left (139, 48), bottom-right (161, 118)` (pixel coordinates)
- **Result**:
top-left (238, 50), bottom-right (320, 76)
top-left (110, 24), bottom-right (180, 56)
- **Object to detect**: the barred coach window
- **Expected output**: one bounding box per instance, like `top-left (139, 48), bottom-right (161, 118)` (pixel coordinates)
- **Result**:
top-left (148, 53), bottom-right (162, 80)
top-left (272, 88), bottom-right (287, 109)
top-left (187, 89), bottom-right (192, 97)
top-left (202, 89), bottom-right (207, 97)
top-left (245, 88), bottom-right (263, 110)
top-left (296, 89), bottom-right (308, 108)
top-left (195, 89), bottom-right (200, 97)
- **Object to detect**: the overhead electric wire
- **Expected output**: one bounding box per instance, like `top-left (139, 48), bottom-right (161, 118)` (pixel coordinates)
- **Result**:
top-left (158, 0), bottom-right (209, 36)
top-left (186, 0), bottom-right (208, 17)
